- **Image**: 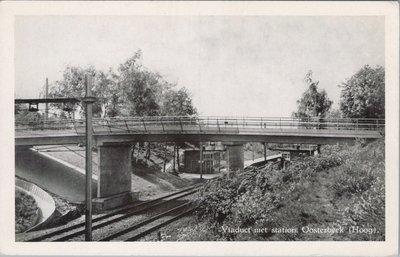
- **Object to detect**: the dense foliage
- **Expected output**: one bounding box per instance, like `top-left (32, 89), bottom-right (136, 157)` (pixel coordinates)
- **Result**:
top-left (23, 50), bottom-right (197, 119)
top-left (339, 65), bottom-right (385, 119)
top-left (15, 189), bottom-right (39, 233)
top-left (293, 70), bottom-right (333, 118)
top-left (14, 109), bottom-right (43, 123)
top-left (181, 139), bottom-right (385, 241)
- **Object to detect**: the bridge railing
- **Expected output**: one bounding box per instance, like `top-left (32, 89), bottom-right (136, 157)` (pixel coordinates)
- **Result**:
top-left (15, 116), bottom-right (385, 134)
top-left (15, 118), bottom-right (77, 131)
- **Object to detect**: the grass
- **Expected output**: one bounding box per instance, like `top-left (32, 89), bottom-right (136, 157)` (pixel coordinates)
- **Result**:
top-left (15, 189), bottom-right (40, 233)
top-left (175, 139), bottom-right (385, 241)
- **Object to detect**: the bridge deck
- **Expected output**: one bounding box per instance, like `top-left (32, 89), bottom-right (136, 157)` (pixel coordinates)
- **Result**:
top-left (15, 116), bottom-right (384, 146)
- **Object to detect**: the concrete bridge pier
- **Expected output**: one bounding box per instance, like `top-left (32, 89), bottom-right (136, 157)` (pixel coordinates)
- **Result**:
top-left (225, 142), bottom-right (244, 173)
top-left (93, 143), bottom-right (137, 212)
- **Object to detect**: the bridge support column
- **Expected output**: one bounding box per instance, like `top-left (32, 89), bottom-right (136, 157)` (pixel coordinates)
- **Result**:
top-left (226, 143), bottom-right (244, 173)
top-left (93, 144), bottom-right (136, 212)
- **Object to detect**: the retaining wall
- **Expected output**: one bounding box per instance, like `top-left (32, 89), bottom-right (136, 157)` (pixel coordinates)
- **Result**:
top-left (15, 178), bottom-right (56, 232)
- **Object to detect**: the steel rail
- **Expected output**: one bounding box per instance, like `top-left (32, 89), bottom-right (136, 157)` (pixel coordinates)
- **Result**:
top-left (100, 202), bottom-right (193, 241)
top-left (124, 205), bottom-right (197, 241)
top-left (26, 186), bottom-right (196, 242)
top-left (50, 189), bottom-right (197, 242)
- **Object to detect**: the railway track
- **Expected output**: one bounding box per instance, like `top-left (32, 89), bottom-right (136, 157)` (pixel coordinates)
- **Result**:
top-left (26, 186), bottom-right (197, 242)
top-left (100, 202), bottom-right (197, 241)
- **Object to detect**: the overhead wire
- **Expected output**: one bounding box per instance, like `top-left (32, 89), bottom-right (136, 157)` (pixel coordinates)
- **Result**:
top-left (62, 145), bottom-right (99, 166)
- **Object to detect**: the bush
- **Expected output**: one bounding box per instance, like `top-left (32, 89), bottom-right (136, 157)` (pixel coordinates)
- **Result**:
top-left (192, 139), bottom-right (384, 241)
top-left (334, 140), bottom-right (385, 240)
top-left (15, 189), bottom-right (39, 233)
top-left (176, 220), bottom-right (224, 241)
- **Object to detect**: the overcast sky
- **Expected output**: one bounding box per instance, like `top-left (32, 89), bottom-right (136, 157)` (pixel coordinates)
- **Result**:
top-left (15, 16), bottom-right (384, 117)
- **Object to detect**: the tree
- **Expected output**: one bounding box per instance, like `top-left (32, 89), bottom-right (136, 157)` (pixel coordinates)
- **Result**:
top-left (117, 51), bottom-right (162, 116)
top-left (15, 109), bottom-right (42, 123)
top-left (15, 104), bottom-right (22, 115)
top-left (94, 69), bottom-right (122, 118)
top-left (339, 65), bottom-right (384, 118)
top-left (47, 66), bottom-right (123, 118)
top-left (325, 108), bottom-right (342, 119)
top-left (161, 87), bottom-right (197, 116)
top-left (293, 71), bottom-right (333, 118)
top-left (45, 49), bottom-right (198, 119)
top-left (47, 65), bottom-right (97, 118)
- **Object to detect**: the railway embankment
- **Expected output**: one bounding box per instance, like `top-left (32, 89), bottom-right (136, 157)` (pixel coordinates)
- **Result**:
top-left (15, 144), bottom-right (193, 240)
top-left (148, 139), bottom-right (385, 241)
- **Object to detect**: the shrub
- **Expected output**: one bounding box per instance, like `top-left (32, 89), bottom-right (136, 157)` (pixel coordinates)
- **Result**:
top-left (334, 140), bottom-right (385, 240)
top-left (15, 189), bottom-right (39, 233)
top-left (192, 139), bottom-right (384, 241)
top-left (176, 219), bottom-right (224, 241)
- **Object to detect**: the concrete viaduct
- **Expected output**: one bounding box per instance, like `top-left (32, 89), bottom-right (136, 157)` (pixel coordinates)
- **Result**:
top-left (15, 116), bottom-right (384, 210)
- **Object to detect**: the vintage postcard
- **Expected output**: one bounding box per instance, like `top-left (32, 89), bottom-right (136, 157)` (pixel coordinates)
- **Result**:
top-left (0, 1), bottom-right (398, 256)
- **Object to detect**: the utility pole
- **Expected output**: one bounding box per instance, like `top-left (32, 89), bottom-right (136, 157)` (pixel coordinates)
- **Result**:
top-left (314, 93), bottom-right (317, 117)
top-left (173, 144), bottom-right (176, 171)
top-left (176, 145), bottom-right (180, 172)
top-left (227, 147), bottom-right (230, 179)
top-left (163, 144), bottom-right (166, 173)
top-left (263, 142), bottom-right (267, 161)
top-left (45, 78), bottom-right (49, 123)
top-left (82, 75), bottom-right (96, 241)
top-left (218, 152), bottom-right (221, 173)
top-left (199, 143), bottom-right (203, 180)
top-left (252, 143), bottom-right (254, 161)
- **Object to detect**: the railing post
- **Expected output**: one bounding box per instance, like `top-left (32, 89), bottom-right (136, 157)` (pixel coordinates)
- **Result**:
top-left (217, 118), bottom-right (220, 132)
top-left (337, 118), bottom-right (339, 130)
top-left (260, 117), bottom-right (263, 128)
top-left (356, 119), bottom-right (358, 130)
top-left (198, 118), bottom-right (202, 132)
top-left (160, 119), bottom-right (165, 132)
top-left (124, 119), bottom-right (130, 133)
top-left (142, 118), bottom-right (147, 132)
top-left (376, 119), bottom-right (379, 130)
top-left (179, 117), bottom-right (184, 132)
top-left (106, 120), bottom-right (112, 133)
top-left (72, 119), bottom-right (78, 134)
top-left (279, 118), bottom-right (281, 129)
top-left (40, 119), bottom-right (45, 131)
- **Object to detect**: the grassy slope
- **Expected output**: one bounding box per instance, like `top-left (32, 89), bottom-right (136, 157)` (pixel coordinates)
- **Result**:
top-left (175, 139), bottom-right (385, 241)
top-left (35, 145), bottom-right (191, 200)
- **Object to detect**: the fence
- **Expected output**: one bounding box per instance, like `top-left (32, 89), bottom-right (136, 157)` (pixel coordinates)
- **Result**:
top-left (15, 116), bottom-right (385, 135)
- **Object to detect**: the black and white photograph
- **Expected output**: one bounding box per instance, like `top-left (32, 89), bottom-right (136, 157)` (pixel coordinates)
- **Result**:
top-left (0, 1), bottom-right (398, 256)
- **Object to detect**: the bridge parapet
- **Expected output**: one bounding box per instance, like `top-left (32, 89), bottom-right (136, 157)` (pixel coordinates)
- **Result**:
top-left (15, 116), bottom-right (385, 136)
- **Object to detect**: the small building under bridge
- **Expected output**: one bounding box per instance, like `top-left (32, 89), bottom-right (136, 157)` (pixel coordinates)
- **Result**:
top-left (183, 149), bottom-right (225, 174)
top-left (268, 144), bottom-right (318, 160)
